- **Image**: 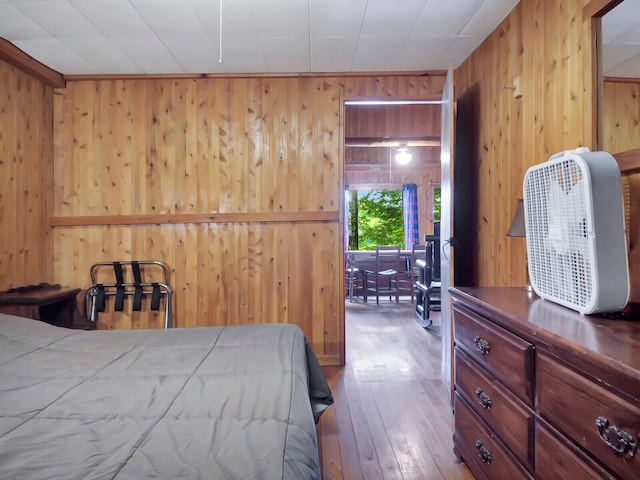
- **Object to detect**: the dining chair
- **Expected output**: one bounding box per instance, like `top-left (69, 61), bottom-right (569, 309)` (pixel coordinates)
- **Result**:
top-left (344, 253), bottom-right (363, 302)
top-left (363, 245), bottom-right (401, 304)
top-left (394, 244), bottom-right (421, 302)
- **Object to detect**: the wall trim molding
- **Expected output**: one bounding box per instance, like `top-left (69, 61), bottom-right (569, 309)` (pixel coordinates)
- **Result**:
top-left (0, 38), bottom-right (65, 88)
top-left (51, 210), bottom-right (339, 227)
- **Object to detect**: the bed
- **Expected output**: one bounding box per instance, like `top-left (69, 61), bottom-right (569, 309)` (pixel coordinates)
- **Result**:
top-left (0, 313), bottom-right (333, 479)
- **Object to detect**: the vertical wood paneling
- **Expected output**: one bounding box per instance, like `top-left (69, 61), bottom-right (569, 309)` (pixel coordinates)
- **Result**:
top-left (603, 80), bottom-right (640, 154)
top-left (0, 59), bottom-right (53, 289)
top-left (456, 0), bottom-right (600, 289)
top-left (345, 104), bottom-right (441, 139)
top-left (8, 0), bottom-right (636, 368)
top-left (37, 73), bottom-right (444, 365)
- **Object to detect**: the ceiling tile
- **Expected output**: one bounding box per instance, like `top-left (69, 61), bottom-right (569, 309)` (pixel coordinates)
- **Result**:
top-left (360, 0), bottom-right (426, 37)
top-left (0, 2), bottom-right (50, 40)
top-left (397, 36), bottom-right (457, 70)
top-left (602, 1), bottom-right (640, 42)
top-left (614, 25), bottom-right (640, 45)
top-left (440, 35), bottom-right (485, 67)
top-left (261, 37), bottom-right (309, 72)
top-left (461, 0), bottom-right (519, 36)
top-left (112, 36), bottom-right (184, 74)
top-left (13, 38), bottom-right (93, 73)
top-left (415, 0), bottom-right (485, 36)
top-left (129, 0), bottom-right (207, 38)
top-left (219, 38), bottom-right (268, 73)
top-left (309, 0), bottom-right (367, 37)
top-left (70, 0), bottom-right (152, 38)
top-left (250, 0), bottom-right (308, 38)
top-left (11, 0), bottom-right (102, 38)
top-left (311, 37), bottom-right (358, 72)
top-left (214, 0), bottom-right (260, 39)
top-left (60, 37), bottom-right (143, 73)
top-left (602, 43), bottom-right (640, 73)
top-left (162, 35), bottom-right (222, 73)
top-left (353, 36), bottom-right (407, 71)
top-left (605, 52), bottom-right (640, 78)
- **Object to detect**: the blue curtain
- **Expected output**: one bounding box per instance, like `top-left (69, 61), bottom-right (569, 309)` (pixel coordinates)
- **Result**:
top-left (402, 184), bottom-right (419, 250)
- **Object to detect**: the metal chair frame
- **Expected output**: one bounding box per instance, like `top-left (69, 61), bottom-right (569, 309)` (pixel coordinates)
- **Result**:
top-left (85, 261), bottom-right (173, 328)
top-left (414, 243), bottom-right (441, 328)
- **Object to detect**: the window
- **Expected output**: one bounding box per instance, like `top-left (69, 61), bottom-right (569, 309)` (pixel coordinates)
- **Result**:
top-left (347, 189), bottom-right (403, 250)
top-left (433, 187), bottom-right (441, 223)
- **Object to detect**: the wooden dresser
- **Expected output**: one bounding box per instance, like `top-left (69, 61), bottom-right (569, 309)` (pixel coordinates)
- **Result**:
top-left (450, 287), bottom-right (640, 480)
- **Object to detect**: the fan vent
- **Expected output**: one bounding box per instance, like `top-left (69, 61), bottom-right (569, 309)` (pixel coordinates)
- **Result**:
top-left (523, 148), bottom-right (629, 314)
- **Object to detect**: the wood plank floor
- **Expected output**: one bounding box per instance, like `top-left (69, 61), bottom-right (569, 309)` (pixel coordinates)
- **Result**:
top-left (317, 300), bottom-right (473, 480)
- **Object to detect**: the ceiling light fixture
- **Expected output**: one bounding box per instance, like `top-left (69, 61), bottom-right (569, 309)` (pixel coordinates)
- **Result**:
top-left (394, 146), bottom-right (412, 165)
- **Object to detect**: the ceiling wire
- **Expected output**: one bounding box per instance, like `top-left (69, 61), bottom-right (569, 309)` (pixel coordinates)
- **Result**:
top-left (219, 0), bottom-right (223, 63)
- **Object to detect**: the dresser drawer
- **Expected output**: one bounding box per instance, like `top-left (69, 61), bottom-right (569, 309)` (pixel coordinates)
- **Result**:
top-left (537, 353), bottom-right (640, 480)
top-left (453, 303), bottom-right (534, 405)
top-left (536, 420), bottom-right (616, 480)
top-left (455, 348), bottom-right (534, 470)
top-left (454, 393), bottom-right (533, 480)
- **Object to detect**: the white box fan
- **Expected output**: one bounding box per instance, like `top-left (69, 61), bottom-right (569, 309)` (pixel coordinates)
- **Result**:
top-left (522, 147), bottom-right (630, 314)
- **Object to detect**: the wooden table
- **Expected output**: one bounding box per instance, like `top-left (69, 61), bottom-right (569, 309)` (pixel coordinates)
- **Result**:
top-left (0, 284), bottom-right (95, 330)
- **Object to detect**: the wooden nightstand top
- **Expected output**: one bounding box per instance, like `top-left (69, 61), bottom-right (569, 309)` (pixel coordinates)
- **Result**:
top-left (0, 284), bottom-right (81, 305)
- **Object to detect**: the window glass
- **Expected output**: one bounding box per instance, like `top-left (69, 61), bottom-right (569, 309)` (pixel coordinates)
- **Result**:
top-left (347, 189), bottom-right (403, 250)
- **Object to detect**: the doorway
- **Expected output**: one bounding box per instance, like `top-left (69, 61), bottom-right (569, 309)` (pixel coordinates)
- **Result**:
top-left (343, 99), bottom-right (443, 247)
top-left (342, 99), bottom-right (443, 305)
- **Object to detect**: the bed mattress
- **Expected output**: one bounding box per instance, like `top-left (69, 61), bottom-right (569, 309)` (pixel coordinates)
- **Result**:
top-left (0, 314), bottom-right (333, 479)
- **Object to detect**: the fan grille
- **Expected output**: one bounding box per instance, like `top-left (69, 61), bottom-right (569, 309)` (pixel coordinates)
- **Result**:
top-left (523, 158), bottom-right (593, 309)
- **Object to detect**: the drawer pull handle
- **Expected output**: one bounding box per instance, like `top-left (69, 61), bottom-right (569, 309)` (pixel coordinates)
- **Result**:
top-left (473, 336), bottom-right (490, 355)
top-left (475, 440), bottom-right (492, 464)
top-left (475, 387), bottom-right (492, 409)
top-left (595, 416), bottom-right (637, 457)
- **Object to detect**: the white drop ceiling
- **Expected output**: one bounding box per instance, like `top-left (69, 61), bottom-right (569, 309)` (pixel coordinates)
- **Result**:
top-left (602, 0), bottom-right (640, 79)
top-left (0, 0), bottom-right (519, 75)
top-left (0, 0), bottom-right (637, 78)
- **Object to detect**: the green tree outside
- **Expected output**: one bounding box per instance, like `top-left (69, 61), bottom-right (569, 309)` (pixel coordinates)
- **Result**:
top-left (349, 189), bottom-right (403, 250)
top-left (433, 187), bottom-right (441, 222)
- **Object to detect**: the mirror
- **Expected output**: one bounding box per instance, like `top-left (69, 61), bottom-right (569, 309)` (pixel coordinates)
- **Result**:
top-left (601, 1), bottom-right (640, 78)
top-left (600, 0), bottom-right (640, 154)
top-left (598, 0), bottom-right (640, 304)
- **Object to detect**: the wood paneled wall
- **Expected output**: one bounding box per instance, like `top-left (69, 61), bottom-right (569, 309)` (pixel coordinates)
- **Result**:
top-left (52, 74), bottom-right (445, 365)
top-left (0, 58), bottom-right (54, 288)
top-left (455, 0), bottom-right (601, 289)
top-left (345, 104), bottom-right (441, 139)
top-left (603, 79), bottom-right (640, 154)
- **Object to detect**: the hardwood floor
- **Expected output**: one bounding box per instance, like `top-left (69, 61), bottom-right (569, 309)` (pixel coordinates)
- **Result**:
top-left (317, 300), bottom-right (473, 480)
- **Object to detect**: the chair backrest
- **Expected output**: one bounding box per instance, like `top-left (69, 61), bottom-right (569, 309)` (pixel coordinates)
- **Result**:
top-left (423, 243), bottom-right (434, 284)
top-left (375, 245), bottom-right (401, 272)
top-left (424, 235), bottom-right (441, 280)
top-left (411, 243), bottom-right (426, 271)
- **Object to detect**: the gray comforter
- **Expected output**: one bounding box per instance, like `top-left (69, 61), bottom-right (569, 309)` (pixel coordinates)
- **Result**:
top-left (0, 314), bottom-right (333, 479)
